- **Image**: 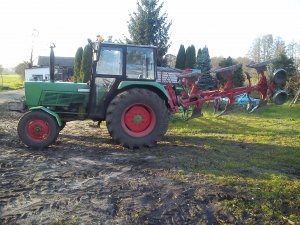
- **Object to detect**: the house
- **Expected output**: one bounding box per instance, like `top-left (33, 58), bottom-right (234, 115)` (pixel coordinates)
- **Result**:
top-left (38, 56), bottom-right (74, 81)
top-left (25, 67), bottom-right (50, 81)
top-left (25, 56), bottom-right (74, 82)
top-left (156, 67), bottom-right (183, 84)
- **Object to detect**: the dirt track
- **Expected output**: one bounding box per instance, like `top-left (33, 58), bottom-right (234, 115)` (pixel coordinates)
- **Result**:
top-left (0, 91), bottom-right (236, 224)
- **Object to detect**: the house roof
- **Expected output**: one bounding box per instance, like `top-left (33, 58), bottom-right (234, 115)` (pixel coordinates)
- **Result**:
top-left (157, 67), bottom-right (182, 73)
top-left (38, 56), bottom-right (74, 67)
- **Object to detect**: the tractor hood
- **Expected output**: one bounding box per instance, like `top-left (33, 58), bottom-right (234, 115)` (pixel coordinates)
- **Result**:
top-left (24, 81), bottom-right (90, 108)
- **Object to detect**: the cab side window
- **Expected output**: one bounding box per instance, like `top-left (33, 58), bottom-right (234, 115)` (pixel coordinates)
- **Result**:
top-left (96, 47), bottom-right (123, 76)
top-left (126, 47), bottom-right (155, 80)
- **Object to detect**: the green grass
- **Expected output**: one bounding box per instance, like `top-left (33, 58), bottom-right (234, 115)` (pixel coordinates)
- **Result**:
top-left (166, 103), bottom-right (300, 223)
top-left (0, 74), bottom-right (24, 92)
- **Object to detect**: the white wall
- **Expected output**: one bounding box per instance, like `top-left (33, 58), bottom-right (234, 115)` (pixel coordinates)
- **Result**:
top-left (25, 67), bottom-right (50, 81)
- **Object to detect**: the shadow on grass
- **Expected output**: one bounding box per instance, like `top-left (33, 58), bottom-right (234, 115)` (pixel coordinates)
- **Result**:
top-left (161, 135), bottom-right (300, 179)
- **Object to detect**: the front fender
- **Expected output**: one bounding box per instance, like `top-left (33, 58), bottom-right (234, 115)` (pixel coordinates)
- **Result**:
top-left (29, 106), bottom-right (62, 126)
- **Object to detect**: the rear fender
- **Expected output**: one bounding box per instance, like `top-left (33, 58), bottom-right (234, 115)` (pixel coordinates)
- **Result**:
top-left (117, 81), bottom-right (170, 104)
top-left (29, 106), bottom-right (62, 126)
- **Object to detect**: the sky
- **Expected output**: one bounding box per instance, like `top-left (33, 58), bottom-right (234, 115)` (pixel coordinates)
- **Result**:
top-left (1, 0), bottom-right (300, 68)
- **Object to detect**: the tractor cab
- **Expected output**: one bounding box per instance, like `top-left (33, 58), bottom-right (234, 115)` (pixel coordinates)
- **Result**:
top-left (88, 42), bottom-right (158, 119)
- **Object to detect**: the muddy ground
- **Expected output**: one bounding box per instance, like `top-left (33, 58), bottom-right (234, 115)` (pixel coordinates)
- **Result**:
top-left (0, 91), bottom-right (237, 225)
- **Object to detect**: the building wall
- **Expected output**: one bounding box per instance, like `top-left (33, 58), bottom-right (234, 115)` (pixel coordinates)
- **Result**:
top-left (25, 67), bottom-right (50, 81)
top-left (156, 67), bottom-right (182, 84)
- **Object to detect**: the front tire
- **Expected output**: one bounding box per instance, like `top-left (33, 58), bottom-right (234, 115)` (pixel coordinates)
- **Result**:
top-left (17, 110), bottom-right (59, 149)
top-left (106, 89), bottom-right (168, 148)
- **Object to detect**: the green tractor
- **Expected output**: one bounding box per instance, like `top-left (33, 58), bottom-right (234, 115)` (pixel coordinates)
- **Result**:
top-left (17, 41), bottom-right (171, 149)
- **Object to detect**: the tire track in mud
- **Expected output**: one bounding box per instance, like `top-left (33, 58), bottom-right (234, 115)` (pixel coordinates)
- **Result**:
top-left (0, 103), bottom-right (237, 224)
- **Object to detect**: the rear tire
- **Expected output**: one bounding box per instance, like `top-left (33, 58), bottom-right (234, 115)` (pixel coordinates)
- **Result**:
top-left (17, 110), bottom-right (59, 149)
top-left (106, 88), bottom-right (168, 148)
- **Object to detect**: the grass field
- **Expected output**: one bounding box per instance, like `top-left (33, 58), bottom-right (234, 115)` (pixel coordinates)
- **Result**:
top-left (165, 103), bottom-right (300, 223)
top-left (0, 74), bottom-right (24, 92)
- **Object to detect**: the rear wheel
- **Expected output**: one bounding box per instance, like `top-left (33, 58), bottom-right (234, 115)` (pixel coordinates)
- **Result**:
top-left (106, 88), bottom-right (168, 148)
top-left (17, 110), bottom-right (59, 149)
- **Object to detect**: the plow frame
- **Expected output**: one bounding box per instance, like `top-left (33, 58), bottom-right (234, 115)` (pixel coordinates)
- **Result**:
top-left (166, 61), bottom-right (285, 117)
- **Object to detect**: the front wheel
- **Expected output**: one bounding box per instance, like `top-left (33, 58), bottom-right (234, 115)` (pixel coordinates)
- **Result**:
top-left (106, 89), bottom-right (169, 148)
top-left (17, 110), bottom-right (59, 149)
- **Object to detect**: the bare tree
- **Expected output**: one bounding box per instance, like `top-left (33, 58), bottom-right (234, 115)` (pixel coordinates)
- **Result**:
top-left (248, 37), bottom-right (261, 62)
top-left (261, 34), bottom-right (273, 61)
top-left (273, 37), bottom-right (286, 57)
top-left (248, 35), bottom-right (288, 63)
top-left (28, 29), bottom-right (39, 68)
top-left (287, 42), bottom-right (300, 72)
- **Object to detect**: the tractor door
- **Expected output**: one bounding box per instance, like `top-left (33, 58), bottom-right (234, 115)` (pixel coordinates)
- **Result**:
top-left (88, 45), bottom-right (125, 119)
top-left (88, 43), bottom-right (157, 120)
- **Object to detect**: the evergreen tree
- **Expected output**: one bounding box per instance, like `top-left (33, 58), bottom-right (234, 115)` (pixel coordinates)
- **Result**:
top-left (80, 44), bottom-right (93, 83)
top-left (185, 46), bottom-right (191, 69)
top-left (217, 57), bottom-right (245, 87)
top-left (196, 47), bottom-right (216, 90)
top-left (74, 47), bottom-right (83, 82)
top-left (128, 0), bottom-right (171, 66)
top-left (273, 52), bottom-right (296, 77)
top-left (175, 45), bottom-right (186, 69)
top-left (185, 45), bottom-right (196, 69)
top-left (197, 73), bottom-right (217, 91)
top-left (195, 48), bottom-right (202, 69)
top-left (199, 46), bottom-right (211, 75)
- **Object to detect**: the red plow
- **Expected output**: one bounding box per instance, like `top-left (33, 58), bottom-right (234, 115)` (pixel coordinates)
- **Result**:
top-left (166, 61), bottom-right (288, 120)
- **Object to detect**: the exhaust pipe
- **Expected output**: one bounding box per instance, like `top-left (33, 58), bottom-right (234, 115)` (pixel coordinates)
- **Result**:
top-left (49, 43), bottom-right (55, 82)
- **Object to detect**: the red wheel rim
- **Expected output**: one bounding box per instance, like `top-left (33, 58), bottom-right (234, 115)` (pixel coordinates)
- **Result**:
top-left (26, 118), bottom-right (50, 141)
top-left (121, 104), bottom-right (156, 137)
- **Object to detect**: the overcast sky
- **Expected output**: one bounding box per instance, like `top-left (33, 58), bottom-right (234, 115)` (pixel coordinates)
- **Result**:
top-left (1, 0), bottom-right (300, 67)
